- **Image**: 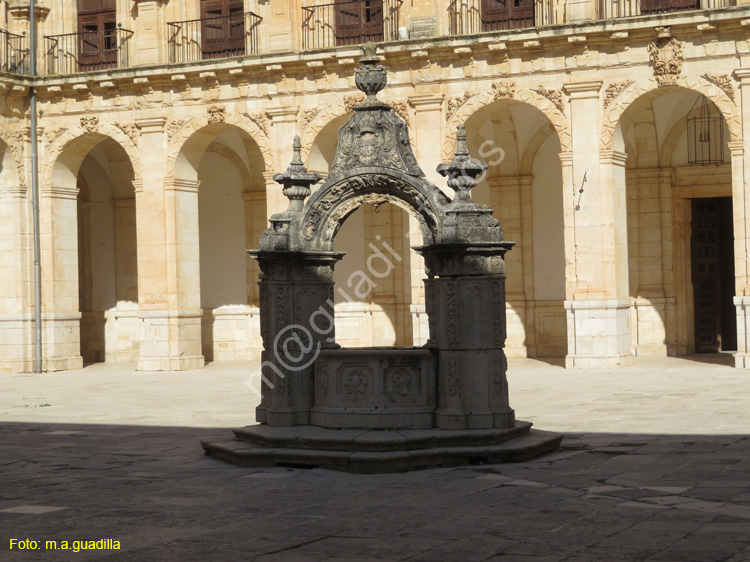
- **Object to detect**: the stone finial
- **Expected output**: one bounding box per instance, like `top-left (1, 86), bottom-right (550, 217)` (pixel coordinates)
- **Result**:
top-left (436, 124), bottom-right (488, 204)
top-left (273, 135), bottom-right (321, 213)
top-left (355, 43), bottom-right (387, 107)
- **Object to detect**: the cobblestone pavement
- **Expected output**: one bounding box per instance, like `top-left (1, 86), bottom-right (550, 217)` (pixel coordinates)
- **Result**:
top-left (1, 356), bottom-right (749, 561)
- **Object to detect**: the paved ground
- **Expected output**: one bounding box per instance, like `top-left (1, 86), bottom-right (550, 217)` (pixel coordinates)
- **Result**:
top-left (1, 356), bottom-right (749, 561)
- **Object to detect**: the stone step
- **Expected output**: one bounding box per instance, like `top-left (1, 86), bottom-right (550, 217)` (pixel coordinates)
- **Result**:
top-left (231, 421), bottom-right (534, 453)
top-left (201, 429), bottom-right (563, 473)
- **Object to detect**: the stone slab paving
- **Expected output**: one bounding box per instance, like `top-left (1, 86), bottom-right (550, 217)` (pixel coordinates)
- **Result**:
top-left (1, 356), bottom-right (749, 561)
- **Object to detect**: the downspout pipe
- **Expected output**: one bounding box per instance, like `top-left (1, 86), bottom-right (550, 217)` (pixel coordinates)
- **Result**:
top-left (29, 0), bottom-right (42, 373)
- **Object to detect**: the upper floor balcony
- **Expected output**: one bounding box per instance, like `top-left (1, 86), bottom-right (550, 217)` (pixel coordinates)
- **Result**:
top-left (167, 11), bottom-right (262, 65)
top-left (0, 0), bottom-right (742, 77)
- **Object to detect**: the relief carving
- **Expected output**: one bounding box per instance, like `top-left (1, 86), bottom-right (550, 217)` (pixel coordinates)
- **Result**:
top-left (207, 104), bottom-right (226, 124)
top-left (344, 93), bottom-right (366, 112)
top-left (244, 111), bottom-right (271, 137)
top-left (534, 86), bottom-right (564, 113)
top-left (80, 116), bottom-right (99, 133)
top-left (299, 107), bottom-right (322, 131)
top-left (492, 81), bottom-right (516, 101)
top-left (114, 122), bottom-right (140, 144)
top-left (389, 100), bottom-right (410, 126)
top-left (447, 354), bottom-right (460, 397)
top-left (446, 92), bottom-right (472, 122)
top-left (603, 81), bottom-right (634, 110)
top-left (340, 366), bottom-right (369, 400)
top-left (702, 73), bottom-right (735, 103)
top-left (648, 35), bottom-right (684, 86)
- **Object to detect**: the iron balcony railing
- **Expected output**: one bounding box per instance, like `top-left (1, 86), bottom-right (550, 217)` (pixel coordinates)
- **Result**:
top-left (598, 0), bottom-right (733, 18)
top-left (44, 27), bottom-right (133, 75)
top-left (302, 0), bottom-right (402, 50)
top-left (0, 29), bottom-right (30, 74)
top-left (167, 11), bottom-right (262, 64)
top-left (449, 0), bottom-right (557, 34)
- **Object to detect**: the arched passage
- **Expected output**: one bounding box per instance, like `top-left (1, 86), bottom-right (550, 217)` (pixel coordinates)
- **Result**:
top-left (50, 134), bottom-right (138, 365)
top-left (175, 123), bottom-right (267, 362)
top-left (615, 86), bottom-right (734, 358)
top-left (308, 116), bottom-right (419, 347)
top-left (463, 99), bottom-right (566, 359)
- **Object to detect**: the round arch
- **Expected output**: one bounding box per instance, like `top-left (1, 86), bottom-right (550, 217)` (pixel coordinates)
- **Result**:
top-left (445, 87), bottom-right (572, 161)
top-left (167, 110), bottom-right (273, 178)
top-left (44, 123), bottom-right (142, 187)
top-left (602, 76), bottom-right (740, 152)
top-left (299, 170), bottom-right (449, 253)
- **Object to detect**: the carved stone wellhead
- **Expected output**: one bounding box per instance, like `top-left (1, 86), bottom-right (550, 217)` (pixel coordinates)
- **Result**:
top-left (205, 44), bottom-right (562, 470)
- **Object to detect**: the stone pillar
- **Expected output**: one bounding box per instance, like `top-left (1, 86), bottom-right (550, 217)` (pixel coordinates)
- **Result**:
top-left (266, 107), bottom-right (299, 213)
top-left (39, 185), bottom-right (83, 371)
top-left (563, 80), bottom-right (632, 368)
top-left (254, 252), bottom-right (341, 426)
top-left (731, 68), bottom-right (750, 367)
top-left (132, 0), bottom-right (168, 66)
top-left (0, 184), bottom-right (33, 372)
top-left (420, 245), bottom-right (515, 430)
top-left (135, 117), bottom-right (204, 371)
top-left (409, 94), bottom-right (445, 189)
top-left (406, 94), bottom-right (445, 345)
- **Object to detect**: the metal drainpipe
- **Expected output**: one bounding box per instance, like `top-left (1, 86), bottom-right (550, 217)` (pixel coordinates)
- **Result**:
top-left (29, 0), bottom-right (43, 373)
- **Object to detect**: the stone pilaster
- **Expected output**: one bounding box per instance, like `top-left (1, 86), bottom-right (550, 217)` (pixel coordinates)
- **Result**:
top-left (408, 94), bottom-right (445, 189)
top-left (0, 185), bottom-right (34, 372)
top-left (729, 135), bottom-right (750, 367)
top-left (135, 117), bottom-right (204, 371)
top-left (39, 185), bottom-right (83, 371)
top-left (266, 108), bottom-right (299, 216)
top-left (563, 80), bottom-right (632, 368)
top-left (132, 0), bottom-right (168, 66)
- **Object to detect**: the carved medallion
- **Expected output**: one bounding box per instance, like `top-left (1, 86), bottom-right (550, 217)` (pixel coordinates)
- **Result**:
top-left (207, 104), bottom-right (226, 124)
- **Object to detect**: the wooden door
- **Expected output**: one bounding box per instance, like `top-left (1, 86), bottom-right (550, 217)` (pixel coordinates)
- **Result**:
top-left (77, 0), bottom-right (116, 70)
top-left (692, 197), bottom-right (736, 353)
top-left (201, 0), bottom-right (245, 59)
top-left (481, 0), bottom-right (534, 31)
top-left (336, 0), bottom-right (384, 46)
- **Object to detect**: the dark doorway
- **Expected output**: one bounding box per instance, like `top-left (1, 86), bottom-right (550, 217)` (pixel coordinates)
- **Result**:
top-left (77, 0), bottom-right (117, 71)
top-left (200, 0), bottom-right (246, 59)
top-left (336, 0), bottom-right (384, 46)
top-left (691, 197), bottom-right (736, 353)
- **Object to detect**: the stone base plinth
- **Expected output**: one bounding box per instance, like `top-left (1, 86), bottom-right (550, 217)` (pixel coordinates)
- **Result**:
top-left (137, 310), bottom-right (205, 371)
top-left (565, 299), bottom-right (633, 368)
top-left (201, 422), bottom-right (562, 473)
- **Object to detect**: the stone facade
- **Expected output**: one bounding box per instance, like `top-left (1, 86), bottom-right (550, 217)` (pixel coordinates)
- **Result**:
top-left (1, 0), bottom-right (749, 372)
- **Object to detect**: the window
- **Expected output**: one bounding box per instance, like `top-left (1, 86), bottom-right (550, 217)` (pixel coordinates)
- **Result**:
top-left (336, 0), bottom-right (384, 46)
top-left (201, 0), bottom-right (246, 59)
top-left (77, 0), bottom-right (116, 70)
top-left (481, 0), bottom-right (535, 31)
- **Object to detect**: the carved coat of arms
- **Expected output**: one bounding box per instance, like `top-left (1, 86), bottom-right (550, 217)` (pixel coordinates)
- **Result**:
top-left (648, 37), bottom-right (684, 86)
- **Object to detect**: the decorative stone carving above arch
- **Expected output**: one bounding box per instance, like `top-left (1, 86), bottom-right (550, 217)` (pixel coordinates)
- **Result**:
top-left (166, 108), bottom-right (274, 177)
top-left (0, 128), bottom-right (27, 186)
top-left (42, 121), bottom-right (143, 186)
top-left (443, 87), bottom-right (572, 161)
top-left (601, 75), bottom-right (741, 152)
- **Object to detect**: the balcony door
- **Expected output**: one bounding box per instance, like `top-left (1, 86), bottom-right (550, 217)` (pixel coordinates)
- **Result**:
top-left (77, 0), bottom-right (117, 70)
top-left (200, 0), bottom-right (246, 59)
top-left (336, 0), bottom-right (384, 46)
top-left (481, 0), bottom-right (535, 31)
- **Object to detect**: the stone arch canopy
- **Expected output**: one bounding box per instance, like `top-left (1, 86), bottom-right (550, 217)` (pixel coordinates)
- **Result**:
top-left (299, 169), bottom-right (450, 252)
